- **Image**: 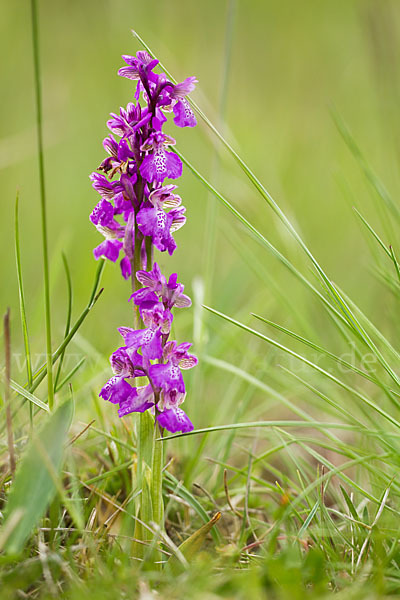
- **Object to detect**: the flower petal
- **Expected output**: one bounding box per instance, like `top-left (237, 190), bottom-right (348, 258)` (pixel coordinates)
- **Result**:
top-left (157, 408), bottom-right (193, 433)
top-left (99, 376), bottom-right (132, 404)
top-left (118, 384), bottom-right (155, 417)
top-left (173, 99), bottom-right (197, 128)
top-left (93, 240), bottom-right (123, 262)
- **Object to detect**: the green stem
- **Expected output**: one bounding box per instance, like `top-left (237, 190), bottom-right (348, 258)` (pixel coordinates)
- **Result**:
top-left (30, 0), bottom-right (54, 410)
top-left (15, 191), bottom-right (33, 427)
top-left (151, 422), bottom-right (164, 528)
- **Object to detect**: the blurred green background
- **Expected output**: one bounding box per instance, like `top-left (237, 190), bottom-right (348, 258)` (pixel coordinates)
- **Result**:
top-left (2, 0), bottom-right (400, 456)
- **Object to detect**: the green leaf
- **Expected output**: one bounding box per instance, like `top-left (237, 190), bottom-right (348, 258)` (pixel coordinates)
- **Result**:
top-left (1, 399), bottom-right (73, 554)
top-left (166, 512), bottom-right (221, 574)
top-left (340, 485), bottom-right (360, 523)
top-left (8, 378), bottom-right (49, 413)
top-left (297, 500), bottom-right (319, 539)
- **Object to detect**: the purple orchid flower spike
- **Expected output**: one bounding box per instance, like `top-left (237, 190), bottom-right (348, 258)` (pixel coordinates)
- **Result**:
top-left (93, 51), bottom-right (198, 439)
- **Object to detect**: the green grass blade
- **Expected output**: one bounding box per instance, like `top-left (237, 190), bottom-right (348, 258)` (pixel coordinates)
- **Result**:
top-left (333, 109), bottom-right (400, 220)
top-left (161, 421), bottom-right (361, 442)
top-left (30, 0), bottom-right (54, 410)
top-left (297, 500), bottom-right (319, 539)
top-left (14, 192), bottom-right (32, 390)
top-left (29, 260), bottom-right (105, 393)
top-left (8, 379), bottom-right (49, 412)
top-left (354, 207), bottom-right (391, 258)
top-left (254, 315), bottom-right (400, 409)
top-left (340, 485), bottom-right (360, 522)
top-left (54, 253), bottom-right (72, 391)
top-left (203, 0), bottom-right (236, 305)
top-left (203, 305), bottom-right (400, 429)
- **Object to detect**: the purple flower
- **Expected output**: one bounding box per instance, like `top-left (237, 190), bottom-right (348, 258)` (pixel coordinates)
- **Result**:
top-left (164, 77), bottom-right (197, 128)
top-left (118, 52), bottom-right (159, 82)
top-left (100, 375), bottom-right (132, 404)
top-left (136, 262), bottom-right (165, 292)
top-left (160, 273), bottom-right (192, 309)
top-left (120, 256), bottom-right (131, 280)
top-left (137, 202), bottom-right (186, 255)
top-left (149, 184), bottom-right (182, 209)
top-left (149, 361), bottom-right (185, 394)
top-left (173, 99), bottom-right (197, 128)
top-left (99, 135), bottom-right (120, 173)
top-left (110, 346), bottom-right (145, 378)
top-left (157, 408), bottom-right (194, 433)
top-left (163, 341), bottom-right (198, 369)
top-left (118, 324), bottom-right (163, 361)
top-left (160, 388), bottom-right (186, 410)
top-left (131, 287), bottom-right (160, 316)
top-left (90, 172), bottom-right (119, 199)
top-left (118, 384), bottom-right (155, 417)
top-left (133, 263), bottom-right (191, 309)
top-left (90, 199), bottom-right (114, 227)
top-left (93, 239), bottom-right (123, 262)
top-left (139, 132), bottom-right (182, 183)
top-left (144, 304), bottom-right (173, 335)
top-left (172, 77), bottom-right (198, 99)
top-left (107, 103), bottom-right (142, 137)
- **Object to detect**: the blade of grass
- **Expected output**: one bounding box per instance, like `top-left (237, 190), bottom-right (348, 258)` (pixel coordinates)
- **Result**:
top-left (297, 500), bottom-right (319, 540)
top-left (29, 260), bottom-right (105, 392)
top-left (160, 420), bottom-right (363, 442)
top-left (333, 109), bottom-right (400, 220)
top-left (15, 191), bottom-right (33, 425)
top-left (54, 253), bottom-right (72, 391)
top-left (4, 309), bottom-right (16, 475)
top-left (254, 314), bottom-right (400, 409)
top-left (30, 0), bottom-right (54, 409)
top-left (8, 379), bottom-right (49, 413)
top-left (203, 305), bottom-right (400, 429)
top-left (253, 314), bottom-right (382, 387)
